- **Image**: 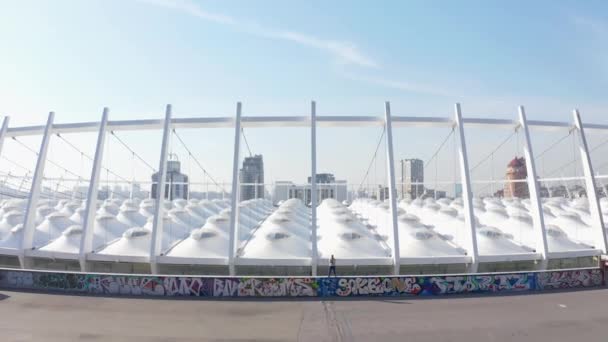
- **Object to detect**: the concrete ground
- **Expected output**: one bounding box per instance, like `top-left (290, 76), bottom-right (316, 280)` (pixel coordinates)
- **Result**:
top-left (0, 289), bottom-right (607, 342)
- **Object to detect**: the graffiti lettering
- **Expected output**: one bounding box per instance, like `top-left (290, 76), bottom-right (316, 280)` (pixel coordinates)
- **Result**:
top-left (538, 269), bottom-right (602, 290)
top-left (335, 277), bottom-right (421, 296)
top-left (0, 269), bottom-right (602, 298)
top-left (331, 274), bottom-right (534, 297)
top-left (163, 277), bottom-right (212, 296)
top-left (213, 278), bottom-right (316, 297)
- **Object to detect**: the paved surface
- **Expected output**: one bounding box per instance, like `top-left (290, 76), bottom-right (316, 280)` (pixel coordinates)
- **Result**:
top-left (0, 289), bottom-right (607, 341)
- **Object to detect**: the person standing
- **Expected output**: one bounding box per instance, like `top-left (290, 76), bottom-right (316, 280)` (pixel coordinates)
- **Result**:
top-left (328, 254), bottom-right (336, 277)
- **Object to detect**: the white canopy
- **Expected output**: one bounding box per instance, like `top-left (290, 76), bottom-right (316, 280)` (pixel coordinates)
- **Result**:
top-left (162, 213), bottom-right (231, 264)
top-left (239, 199), bottom-right (311, 265)
top-left (317, 199), bottom-right (392, 265)
top-left (0, 210), bottom-right (24, 240)
top-left (33, 212), bottom-right (76, 247)
top-left (39, 225), bottom-right (83, 254)
top-left (94, 227), bottom-right (152, 261)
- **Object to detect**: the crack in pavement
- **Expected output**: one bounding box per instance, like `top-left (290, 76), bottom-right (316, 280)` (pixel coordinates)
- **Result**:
top-left (322, 301), bottom-right (353, 342)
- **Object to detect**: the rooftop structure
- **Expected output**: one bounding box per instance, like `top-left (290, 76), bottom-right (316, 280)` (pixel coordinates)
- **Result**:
top-left (273, 173), bottom-right (347, 205)
top-left (400, 158), bottom-right (424, 199)
top-left (0, 103), bottom-right (605, 276)
top-left (151, 154), bottom-right (189, 201)
top-left (239, 155), bottom-right (264, 201)
top-left (504, 156), bottom-right (529, 198)
top-left (307, 173), bottom-right (335, 184)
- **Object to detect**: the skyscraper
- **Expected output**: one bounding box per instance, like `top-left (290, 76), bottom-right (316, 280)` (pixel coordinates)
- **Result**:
top-left (151, 155), bottom-right (189, 200)
top-left (400, 158), bottom-right (424, 199)
top-left (504, 156), bottom-right (529, 198)
top-left (239, 154), bottom-right (264, 201)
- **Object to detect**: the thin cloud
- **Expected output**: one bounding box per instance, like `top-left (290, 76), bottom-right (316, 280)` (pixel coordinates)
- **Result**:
top-left (137, 0), bottom-right (235, 24)
top-left (342, 72), bottom-right (455, 97)
top-left (571, 14), bottom-right (608, 37)
top-left (137, 0), bottom-right (378, 68)
top-left (570, 14), bottom-right (608, 78)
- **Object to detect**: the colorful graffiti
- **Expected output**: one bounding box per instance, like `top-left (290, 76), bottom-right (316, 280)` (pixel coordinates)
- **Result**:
top-left (86, 276), bottom-right (165, 296)
top-left (163, 277), bottom-right (214, 296)
top-left (319, 273), bottom-right (535, 297)
top-left (0, 268), bottom-right (603, 298)
top-left (318, 277), bottom-right (419, 296)
top-left (537, 269), bottom-right (603, 290)
top-left (80, 275), bottom-right (214, 296)
top-left (213, 278), bottom-right (317, 297)
top-left (33, 273), bottom-right (85, 291)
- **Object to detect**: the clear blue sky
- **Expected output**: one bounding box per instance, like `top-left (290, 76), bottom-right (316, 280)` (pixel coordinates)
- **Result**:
top-left (0, 0), bottom-right (607, 192)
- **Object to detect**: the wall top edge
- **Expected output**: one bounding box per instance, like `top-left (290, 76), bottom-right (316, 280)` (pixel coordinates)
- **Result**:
top-left (0, 266), bottom-right (600, 279)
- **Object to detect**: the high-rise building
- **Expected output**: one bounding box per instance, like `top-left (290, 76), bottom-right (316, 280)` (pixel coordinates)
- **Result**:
top-left (239, 154), bottom-right (264, 201)
top-left (504, 156), bottom-right (529, 198)
top-left (308, 173), bottom-right (342, 202)
top-left (307, 173), bottom-right (335, 184)
top-left (151, 155), bottom-right (189, 200)
top-left (273, 173), bottom-right (347, 205)
top-left (400, 158), bottom-right (424, 199)
top-left (377, 186), bottom-right (390, 201)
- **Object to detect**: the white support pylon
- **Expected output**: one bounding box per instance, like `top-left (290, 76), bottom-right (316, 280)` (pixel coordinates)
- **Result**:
top-left (454, 103), bottom-right (479, 272)
top-left (310, 100), bottom-right (318, 276)
top-left (384, 102), bottom-right (401, 275)
top-left (0, 117), bottom-right (10, 159)
top-left (79, 108), bottom-right (109, 271)
top-left (573, 109), bottom-right (608, 253)
top-left (149, 104), bottom-right (172, 274)
top-left (518, 106), bottom-right (549, 269)
top-left (21, 112), bottom-right (55, 268)
top-left (228, 102), bottom-right (242, 276)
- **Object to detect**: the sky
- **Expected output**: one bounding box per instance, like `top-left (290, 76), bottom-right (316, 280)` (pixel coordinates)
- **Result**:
top-left (0, 0), bottom-right (607, 194)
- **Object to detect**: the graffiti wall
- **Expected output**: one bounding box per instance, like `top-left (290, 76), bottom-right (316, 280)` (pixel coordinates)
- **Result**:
top-left (537, 269), bottom-right (603, 290)
top-left (0, 268), bottom-right (602, 298)
top-left (213, 278), bottom-right (317, 297)
top-left (318, 273), bottom-right (535, 297)
top-left (0, 272), bottom-right (214, 297)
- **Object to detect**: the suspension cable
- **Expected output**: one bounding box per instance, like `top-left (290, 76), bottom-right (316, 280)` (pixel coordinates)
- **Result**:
top-left (533, 129), bottom-right (578, 180)
top-left (241, 128), bottom-right (253, 157)
top-left (470, 128), bottom-right (518, 173)
top-left (55, 133), bottom-right (94, 161)
top-left (55, 133), bottom-right (130, 183)
top-left (424, 128), bottom-right (455, 169)
top-left (594, 160), bottom-right (608, 172)
top-left (12, 137), bottom-right (82, 180)
top-left (542, 158), bottom-right (579, 179)
top-left (172, 129), bottom-right (227, 194)
top-left (589, 136), bottom-right (608, 153)
top-left (1, 156), bottom-right (30, 172)
top-left (534, 130), bottom-right (573, 161)
top-left (110, 131), bottom-right (156, 172)
top-left (358, 126), bottom-right (386, 193)
top-left (17, 132), bottom-right (125, 197)
top-left (541, 136), bottom-right (582, 180)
